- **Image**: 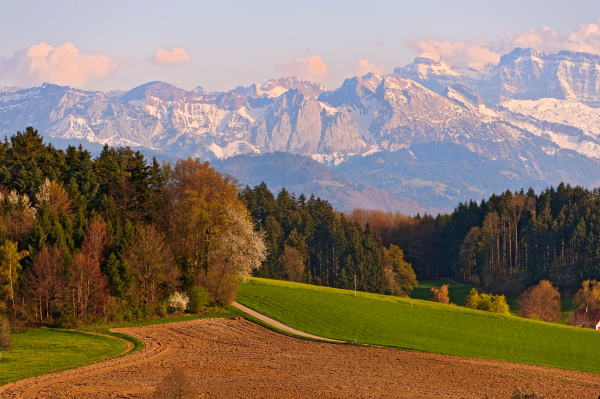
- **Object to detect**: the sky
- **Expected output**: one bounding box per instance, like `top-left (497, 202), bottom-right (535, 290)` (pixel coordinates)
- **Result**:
top-left (1, 1), bottom-right (599, 92)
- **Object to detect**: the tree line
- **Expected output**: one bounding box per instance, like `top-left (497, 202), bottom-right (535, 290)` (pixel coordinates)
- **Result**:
top-left (0, 128), bottom-right (266, 327)
top-left (351, 185), bottom-right (600, 295)
top-left (0, 128), bottom-right (416, 328)
top-left (240, 183), bottom-right (417, 296)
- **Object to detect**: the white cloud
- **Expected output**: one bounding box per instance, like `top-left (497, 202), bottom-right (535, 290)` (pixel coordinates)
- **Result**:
top-left (277, 55), bottom-right (328, 81)
top-left (153, 47), bottom-right (191, 65)
top-left (353, 58), bottom-right (384, 76)
top-left (0, 42), bottom-right (116, 88)
top-left (409, 19), bottom-right (600, 70)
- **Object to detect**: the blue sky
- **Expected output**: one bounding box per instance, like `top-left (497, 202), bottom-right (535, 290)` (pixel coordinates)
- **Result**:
top-left (1, 1), bottom-right (599, 91)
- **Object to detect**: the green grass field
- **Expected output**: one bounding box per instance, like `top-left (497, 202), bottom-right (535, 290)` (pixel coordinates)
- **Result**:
top-left (0, 309), bottom-right (239, 386)
top-left (0, 329), bottom-right (126, 385)
top-left (237, 277), bottom-right (600, 373)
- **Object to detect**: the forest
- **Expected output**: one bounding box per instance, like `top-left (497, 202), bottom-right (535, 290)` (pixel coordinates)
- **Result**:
top-left (2, 127), bottom-right (599, 330)
top-left (0, 128), bottom-right (413, 328)
top-left (351, 185), bottom-right (600, 295)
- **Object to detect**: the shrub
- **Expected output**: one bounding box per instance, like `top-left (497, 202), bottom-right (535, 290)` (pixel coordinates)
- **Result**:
top-left (152, 368), bottom-right (195, 399)
top-left (518, 280), bottom-right (561, 322)
top-left (466, 288), bottom-right (510, 315)
top-left (167, 291), bottom-right (189, 313)
top-left (187, 285), bottom-right (210, 313)
top-left (511, 387), bottom-right (545, 399)
top-left (0, 316), bottom-right (11, 350)
top-left (204, 268), bottom-right (239, 305)
top-left (430, 284), bottom-right (450, 304)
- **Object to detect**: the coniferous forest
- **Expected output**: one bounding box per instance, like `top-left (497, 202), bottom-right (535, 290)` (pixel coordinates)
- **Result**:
top-left (352, 185), bottom-right (600, 294)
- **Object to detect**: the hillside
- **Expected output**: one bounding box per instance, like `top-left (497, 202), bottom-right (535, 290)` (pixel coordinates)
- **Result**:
top-left (214, 152), bottom-right (430, 213)
top-left (237, 277), bottom-right (600, 373)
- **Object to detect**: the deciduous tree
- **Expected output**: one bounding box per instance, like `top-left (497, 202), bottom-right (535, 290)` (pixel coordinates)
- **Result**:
top-left (280, 245), bottom-right (305, 282)
top-left (431, 284), bottom-right (450, 304)
top-left (0, 240), bottom-right (28, 314)
top-left (70, 217), bottom-right (110, 321)
top-left (518, 280), bottom-right (561, 322)
top-left (384, 244), bottom-right (417, 296)
top-left (123, 224), bottom-right (177, 308)
top-left (205, 206), bottom-right (266, 304)
top-left (28, 246), bottom-right (66, 323)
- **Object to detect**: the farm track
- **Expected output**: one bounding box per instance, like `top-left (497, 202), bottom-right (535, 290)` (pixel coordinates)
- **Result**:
top-left (0, 317), bottom-right (599, 398)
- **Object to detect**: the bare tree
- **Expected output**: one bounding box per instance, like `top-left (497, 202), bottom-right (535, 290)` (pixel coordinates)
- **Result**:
top-left (123, 224), bottom-right (178, 308)
top-left (35, 179), bottom-right (72, 218)
top-left (518, 280), bottom-right (561, 322)
top-left (70, 217), bottom-right (110, 321)
top-left (28, 246), bottom-right (65, 323)
top-left (280, 245), bottom-right (305, 282)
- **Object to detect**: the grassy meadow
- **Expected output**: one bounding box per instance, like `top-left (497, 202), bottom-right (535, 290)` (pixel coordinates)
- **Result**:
top-left (0, 309), bottom-right (239, 386)
top-left (237, 277), bottom-right (600, 373)
top-left (0, 329), bottom-right (126, 385)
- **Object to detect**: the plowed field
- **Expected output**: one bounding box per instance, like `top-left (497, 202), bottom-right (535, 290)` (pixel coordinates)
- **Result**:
top-left (1, 318), bottom-right (598, 399)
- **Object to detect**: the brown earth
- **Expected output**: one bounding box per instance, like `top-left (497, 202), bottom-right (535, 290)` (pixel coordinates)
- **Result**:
top-left (0, 317), bottom-right (599, 399)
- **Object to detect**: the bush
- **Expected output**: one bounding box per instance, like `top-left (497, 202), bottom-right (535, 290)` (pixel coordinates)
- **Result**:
top-left (430, 284), bottom-right (450, 304)
top-left (466, 288), bottom-right (510, 315)
top-left (518, 280), bottom-right (561, 322)
top-left (0, 316), bottom-right (11, 350)
top-left (187, 285), bottom-right (210, 313)
top-left (167, 291), bottom-right (189, 313)
top-left (511, 387), bottom-right (545, 399)
top-left (205, 268), bottom-right (239, 305)
top-left (152, 368), bottom-right (195, 398)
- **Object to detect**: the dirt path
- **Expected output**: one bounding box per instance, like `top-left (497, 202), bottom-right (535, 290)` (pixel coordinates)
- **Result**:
top-left (1, 317), bottom-right (599, 398)
top-left (232, 301), bottom-right (343, 342)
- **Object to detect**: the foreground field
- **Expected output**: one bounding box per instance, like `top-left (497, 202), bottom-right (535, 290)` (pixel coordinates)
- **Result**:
top-left (0, 329), bottom-right (127, 385)
top-left (1, 317), bottom-right (598, 398)
top-left (237, 277), bottom-right (600, 373)
top-left (0, 311), bottom-right (235, 387)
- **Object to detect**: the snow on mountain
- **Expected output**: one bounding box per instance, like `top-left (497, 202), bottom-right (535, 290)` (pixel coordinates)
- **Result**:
top-left (481, 48), bottom-right (600, 106)
top-left (501, 98), bottom-right (600, 137)
top-left (499, 98), bottom-right (600, 158)
top-left (1, 47), bottom-right (600, 210)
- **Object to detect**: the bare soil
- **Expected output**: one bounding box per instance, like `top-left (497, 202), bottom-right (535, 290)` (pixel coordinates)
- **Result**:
top-left (1, 317), bottom-right (599, 399)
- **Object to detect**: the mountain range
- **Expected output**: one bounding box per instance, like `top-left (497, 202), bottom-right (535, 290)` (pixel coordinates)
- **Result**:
top-left (1, 47), bottom-right (600, 213)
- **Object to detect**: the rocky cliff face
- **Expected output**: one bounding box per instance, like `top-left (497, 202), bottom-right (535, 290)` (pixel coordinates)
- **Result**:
top-left (479, 48), bottom-right (600, 106)
top-left (1, 47), bottom-right (600, 210)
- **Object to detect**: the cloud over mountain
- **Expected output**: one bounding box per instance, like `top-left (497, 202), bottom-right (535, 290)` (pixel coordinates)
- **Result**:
top-left (0, 42), bottom-right (116, 88)
top-left (353, 58), bottom-right (384, 76)
top-left (277, 55), bottom-right (328, 81)
top-left (409, 19), bottom-right (600, 69)
top-left (153, 47), bottom-right (191, 64)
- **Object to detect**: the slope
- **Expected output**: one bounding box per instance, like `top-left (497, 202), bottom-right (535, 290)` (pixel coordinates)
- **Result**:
top-left (237, 277), bottom-right (600, 373)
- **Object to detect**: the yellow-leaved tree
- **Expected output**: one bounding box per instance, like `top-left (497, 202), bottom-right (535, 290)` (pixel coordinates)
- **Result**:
top-left (165, 159), bottom-right (266, 304)
top-left (0, 240), bottom-right (28, 315)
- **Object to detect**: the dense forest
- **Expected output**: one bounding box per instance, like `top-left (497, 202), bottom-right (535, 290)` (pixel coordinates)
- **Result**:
top-left (0, 128), bottom-right (268, 326)
top-left (352, 185), bottom-right (600, 294)
top-left (0, 128), bottom-right (413, 327)
top-left (241, 184), bottom-right (416, 296)
top-left (2, 127), bottom-right (599, 330)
